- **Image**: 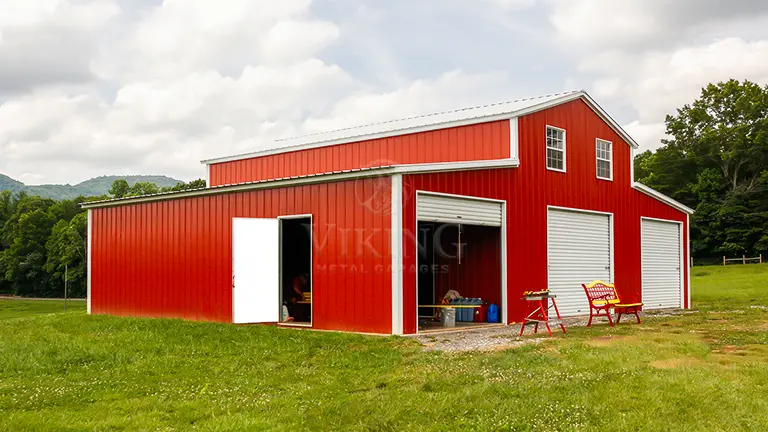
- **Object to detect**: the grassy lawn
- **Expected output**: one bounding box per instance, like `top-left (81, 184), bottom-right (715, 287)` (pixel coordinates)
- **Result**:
top-left (1, 265), bottom-right (766, 431)
top-left (0, 298), bottom-right (85, 320)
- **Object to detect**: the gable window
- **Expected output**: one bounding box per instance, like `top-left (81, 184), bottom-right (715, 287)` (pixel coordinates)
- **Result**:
top-left (546, 126), bottom-right (566, 172)
top-left (596, 139), bottom-right (612, 180)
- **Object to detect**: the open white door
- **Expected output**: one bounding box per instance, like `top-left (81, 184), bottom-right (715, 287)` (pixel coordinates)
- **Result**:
top-left (233, 218), bottom-right (280, 324)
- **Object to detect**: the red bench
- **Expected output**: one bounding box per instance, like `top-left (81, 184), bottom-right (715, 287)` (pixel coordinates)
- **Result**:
top-left (582, 280), bottom-right (643, 327)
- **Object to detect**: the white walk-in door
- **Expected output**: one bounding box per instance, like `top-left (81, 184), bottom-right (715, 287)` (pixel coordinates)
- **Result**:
top-left (232, 218), bottom-right (280, 324)
top-left (641, 219), bottom-right (682, 309)
top-left (417, 193), bottom-right (503, 226)
top-left (547, 209), bottom-right (612, 316)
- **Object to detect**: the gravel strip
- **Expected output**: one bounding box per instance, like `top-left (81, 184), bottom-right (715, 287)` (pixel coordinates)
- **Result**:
top-left (412, 311), bottom-right (687, 352)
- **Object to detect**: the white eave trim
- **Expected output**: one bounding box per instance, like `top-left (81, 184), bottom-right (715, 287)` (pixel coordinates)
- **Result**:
top-left (82, 159), bottom-right (519, 209)
top-left (633, 182), bottom-right (695, 214)
top-left (201, 91), bottom-right (638, 166)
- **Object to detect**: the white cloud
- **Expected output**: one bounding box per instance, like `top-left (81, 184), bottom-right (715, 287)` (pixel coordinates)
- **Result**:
top-left (582, 38), bottom-right (768, 150)
top-left (302, 70), bottom-right (510, 134)
top-left (2, 0), bottom-right (768, 185)
top-left (480, 0), bottom-right (538, 10)
top-left (0, 0), bottom-right (121, 93)
top-left (548, 0), bottom-right (768, 51)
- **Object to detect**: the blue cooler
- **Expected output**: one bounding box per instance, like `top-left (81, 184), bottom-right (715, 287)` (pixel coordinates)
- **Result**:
top-left (487, 303), bottom-right (500, 323)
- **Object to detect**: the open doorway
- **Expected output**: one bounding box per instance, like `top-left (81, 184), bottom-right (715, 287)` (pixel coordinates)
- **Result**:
top-left (417, 222), bottom-right (502, 333)
top-left (280, 216), bottom-right (312, 326)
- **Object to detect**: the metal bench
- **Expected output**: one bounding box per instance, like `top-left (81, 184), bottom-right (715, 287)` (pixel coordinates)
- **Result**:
top-left (582, 280), bottom-right (643, 327)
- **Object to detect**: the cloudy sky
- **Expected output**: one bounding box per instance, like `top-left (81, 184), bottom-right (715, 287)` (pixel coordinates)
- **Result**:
top-left (1, 0), bottom-right (767, 185)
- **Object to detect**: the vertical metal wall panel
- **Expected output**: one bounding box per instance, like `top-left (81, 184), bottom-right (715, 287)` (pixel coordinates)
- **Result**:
top-left (90, 178), bottom-right (393, 334)
top-left (400, 99), bottom-right (689, 334)
top-left (208, 120), bottom-right (511, 186)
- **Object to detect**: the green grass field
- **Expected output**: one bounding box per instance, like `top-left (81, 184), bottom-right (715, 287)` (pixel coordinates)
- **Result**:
top-left (1, 264), bottom-right (766, 431)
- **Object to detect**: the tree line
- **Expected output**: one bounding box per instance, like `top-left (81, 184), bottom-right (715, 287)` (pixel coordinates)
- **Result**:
top-left (635, 79), bottom-right (768, 259)
top-left (0, 180), bottom-right (205, 298)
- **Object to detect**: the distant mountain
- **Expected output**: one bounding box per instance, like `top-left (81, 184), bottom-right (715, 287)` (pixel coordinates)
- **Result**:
top-left (0, 174), bottom-right (183, 200)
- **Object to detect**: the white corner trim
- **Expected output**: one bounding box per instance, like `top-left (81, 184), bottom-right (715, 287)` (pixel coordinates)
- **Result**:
top-left (509, 117), bottom-right (519, 160)
top-left (391, 174), bottom-right (404, 335)
top-left (206, 164), bottom-right (211, 188)
top-left (686, 213), bottom-right (692, 309)
top-left (633, 182), bottom-right (695, 214)
top-left (500, 201), bottom-right (508, 324)
top-left (87, 209), bottom-right (92, 315)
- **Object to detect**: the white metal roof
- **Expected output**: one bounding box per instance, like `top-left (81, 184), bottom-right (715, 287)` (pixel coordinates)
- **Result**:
top-left (201, 90), bottom-right (639, 165)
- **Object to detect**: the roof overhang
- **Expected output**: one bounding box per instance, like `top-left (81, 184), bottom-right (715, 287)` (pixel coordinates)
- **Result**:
top-left (633, 182), bottom-right (695, 214)
top-left (82, 159), bottom-right (518, 209)
top-left (200, 91), bottom-right (639, 166)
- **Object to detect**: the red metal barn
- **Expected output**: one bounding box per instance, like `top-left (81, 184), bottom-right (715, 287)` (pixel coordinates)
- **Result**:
top-left (84, 91), bottom-right (693, 335)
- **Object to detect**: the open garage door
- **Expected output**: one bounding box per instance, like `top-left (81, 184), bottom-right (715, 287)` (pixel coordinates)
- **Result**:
top-left (547, 208), bottom-right (612, 316)
top-left (642, 218), bottom-right (683, 309)
top-left (415, 192), bottom-right (506, 332)
top-left (417, 193), bottom-right (503, 227)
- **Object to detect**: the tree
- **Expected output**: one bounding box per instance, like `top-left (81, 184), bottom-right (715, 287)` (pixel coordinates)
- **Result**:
top-left (0, 196), bottom-right (58, 296)
top-left (162, 179), bottom-right (207, 192)
top-left (109, 179), bottom-right (130, 198)
top-left (44, 213), bottom-right (87, 298)
top-left (636, 79), bottom-right (768, 257)
top-left (0, 177), bottom-right (199, 297)
top-left (128, 182), bottom-right (160, 197)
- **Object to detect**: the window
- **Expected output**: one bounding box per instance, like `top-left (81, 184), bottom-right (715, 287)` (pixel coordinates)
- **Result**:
top-left (596, 139), bottom-right (612, 180)
top-left (546, 126), bottom-right (566, 172)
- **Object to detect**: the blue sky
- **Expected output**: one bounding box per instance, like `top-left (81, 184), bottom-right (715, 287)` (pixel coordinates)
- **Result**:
top-left (1, 0), bottom-right (767, 185)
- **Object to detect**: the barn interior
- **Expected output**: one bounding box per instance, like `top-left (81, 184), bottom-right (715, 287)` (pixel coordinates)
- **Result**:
top-left (280, 217), bottom-right (312, 325)
top-left (417, 222), bottom-right (502, 332)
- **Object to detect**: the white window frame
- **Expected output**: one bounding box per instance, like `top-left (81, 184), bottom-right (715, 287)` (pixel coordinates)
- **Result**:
top-left (546, 125), bottom-right (566, 173)
top-left (596, 138), bottom-right (613, 181)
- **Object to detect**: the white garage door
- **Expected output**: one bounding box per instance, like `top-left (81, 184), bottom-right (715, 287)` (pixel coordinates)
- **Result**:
top-left (642, 219), bottom-right (682, 309)
top-left (548, 209), bottom-right (612, 316)
top-left (417, 193), bottom-right (503, 227)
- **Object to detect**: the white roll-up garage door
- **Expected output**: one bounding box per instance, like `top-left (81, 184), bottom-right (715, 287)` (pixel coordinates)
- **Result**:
top-left (641, 219), bottom-right (682, 309)
top-left (548, 209), bottom-right (612, 316)
top-left (417, 193), bottom-right (503, 227)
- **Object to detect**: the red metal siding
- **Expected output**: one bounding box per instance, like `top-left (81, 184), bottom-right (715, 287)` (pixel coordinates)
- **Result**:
top-left (91, 178), bottom-right (393, 334)
top-left (209, 121), bottom-right (510, 186)
top-left (401, 99), bottom-right (689, 334)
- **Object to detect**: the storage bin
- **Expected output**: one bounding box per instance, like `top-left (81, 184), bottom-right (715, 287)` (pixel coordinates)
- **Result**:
top-left (440, 308), bottom-right (456, 327)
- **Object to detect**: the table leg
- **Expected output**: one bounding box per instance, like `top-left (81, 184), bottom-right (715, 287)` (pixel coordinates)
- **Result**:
top-left (551, 298), bottom-right (567, 334)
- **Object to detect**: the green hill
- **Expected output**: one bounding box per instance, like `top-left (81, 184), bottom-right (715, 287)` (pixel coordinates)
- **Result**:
top-left (0, 174), bottom-right (183, 200)
top-left (0, 174), bottom-right (25, 194)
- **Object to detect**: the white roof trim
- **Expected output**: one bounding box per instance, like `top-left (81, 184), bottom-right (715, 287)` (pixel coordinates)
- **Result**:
top-left (82, 159), bottom-right (519, 209)
top-left (633, 182), bottom-right (695, 214)
top-left (201, 90), bottom-right (639, 165)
